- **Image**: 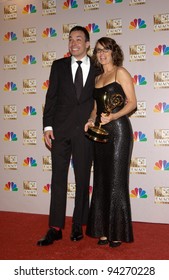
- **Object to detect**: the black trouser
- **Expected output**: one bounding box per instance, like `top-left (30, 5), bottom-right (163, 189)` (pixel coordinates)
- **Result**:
top-left (49, 128), bottom-right (93, 228)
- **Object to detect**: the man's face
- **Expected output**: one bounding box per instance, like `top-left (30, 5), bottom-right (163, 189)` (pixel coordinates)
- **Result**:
top-left (68, 30), bottom-right (90, 60)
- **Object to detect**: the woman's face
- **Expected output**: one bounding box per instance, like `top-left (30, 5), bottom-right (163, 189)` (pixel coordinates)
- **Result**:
top-left (95, 42), bottom-right (113, 66)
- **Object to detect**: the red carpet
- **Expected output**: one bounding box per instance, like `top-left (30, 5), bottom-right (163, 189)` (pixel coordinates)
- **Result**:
top-left (0, 211), bottom-right (169, 260)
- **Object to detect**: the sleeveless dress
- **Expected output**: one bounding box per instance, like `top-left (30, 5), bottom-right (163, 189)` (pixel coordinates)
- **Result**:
top-left (86, 81), bottom-right (134, 242)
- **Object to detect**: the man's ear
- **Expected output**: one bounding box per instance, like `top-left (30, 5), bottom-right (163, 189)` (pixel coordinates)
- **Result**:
top-left (86, 41), bottom-right (90, 49)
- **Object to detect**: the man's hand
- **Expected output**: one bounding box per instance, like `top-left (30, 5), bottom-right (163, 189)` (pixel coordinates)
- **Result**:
top-left (44, 130), bottom-right (55, 148)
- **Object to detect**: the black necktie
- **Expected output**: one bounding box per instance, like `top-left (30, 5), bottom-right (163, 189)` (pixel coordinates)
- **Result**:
top-left (74, 61), bottom-right (83, 99)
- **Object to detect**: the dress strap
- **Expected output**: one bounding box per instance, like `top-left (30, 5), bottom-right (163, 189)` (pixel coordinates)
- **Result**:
top-left (114, 67), bottom-right (118, 82)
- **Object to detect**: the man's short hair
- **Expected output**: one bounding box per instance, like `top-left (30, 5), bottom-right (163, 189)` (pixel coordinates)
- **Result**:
top-left (69, 25), bottom-right (90, 42)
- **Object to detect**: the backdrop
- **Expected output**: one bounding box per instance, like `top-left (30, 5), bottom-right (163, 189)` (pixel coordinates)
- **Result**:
top-left (0, 0), bottom-right (169, 223)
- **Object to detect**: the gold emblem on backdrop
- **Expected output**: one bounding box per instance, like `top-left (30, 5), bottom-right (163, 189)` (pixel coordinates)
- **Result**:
top-left (84, 0), bottom-right (99, 11)
top-left (154, 129), bottom-right (169, 146)
top-left (129, 44), bottom-right (146, 62)
top-left (23, 181), bottom-right (37, 197)
top-left (23, 79), bottom-right (37, 94)
top-left (154, 13), bottom-right (169, 31)
top-left (130, 157), bottom-right (147, 174)
top-left (154, 187), bottom-right (169, 204)
top-left (131, 101), bottom-right (146, 118)
top-left (42, 0), bottom-right (56, 15)
top-left (154, 71), bottom-right (169, 88)
top-left (42, 156), bottom-right (52, 171)
top-left (4, 155), bottom-right (17, 170)
top-left (3, 55), bottom-right (17, 70)
top-left (3, 105), bottom-right (17, 120)
top-left (23, 28), bottom-right (36, 43)
top-left (23, 130), bottom-right (37, 145)
top-left (4, 4), bottom-right (17, 20)
top-left (106, 19), bottom-right (122, 36)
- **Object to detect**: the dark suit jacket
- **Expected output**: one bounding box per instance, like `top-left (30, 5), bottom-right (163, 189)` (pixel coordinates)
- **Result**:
top-left (43, 56), bottom-right (97, 137)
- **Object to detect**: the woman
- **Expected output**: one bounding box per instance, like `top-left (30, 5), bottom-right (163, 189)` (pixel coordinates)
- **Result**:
top-left (85, 37), bottom-right (137, 247)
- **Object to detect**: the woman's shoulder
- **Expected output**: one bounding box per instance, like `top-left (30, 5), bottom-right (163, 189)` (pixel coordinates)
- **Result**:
top-left (116, 66), bottom-right (132, 78)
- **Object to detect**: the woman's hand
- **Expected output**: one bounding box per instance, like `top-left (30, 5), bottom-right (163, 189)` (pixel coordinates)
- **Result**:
top-left (84, 119), bottom-right (95, 132)
top-left (100, 113), bottom-right (117, 125)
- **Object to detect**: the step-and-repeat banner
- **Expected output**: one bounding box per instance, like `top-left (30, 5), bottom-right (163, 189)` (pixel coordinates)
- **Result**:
top-left (0, 0), bottom-right (169, 223)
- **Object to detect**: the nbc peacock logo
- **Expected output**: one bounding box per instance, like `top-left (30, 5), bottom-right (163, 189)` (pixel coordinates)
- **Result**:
top-left (106, 0), bottom-right (123, 4)
top-left (42, 28), bottom-right (57, 38)
top-left (4, 132), bottom-right (17, 141)
top-left (154, 160), bottom-right (169, 171)
top-left (62, 0), bottom-right (78, 9)
top-left (23, 157), bottom-right (37, 167)
top-left (132, 75), bottom-right (147, 85)
top-left (130, 187), bottom-right (148, 198)
top-left (4, 82), bottom-right (17, 92)
top-left (4, 32), bottom-right (17, 41)
top-left (22, 106), bottom-right (37, 116)
top-left (42, 80), bottom-right (49, 90)
top-left (4, 182), bottom-right (18, 192)
top-left (22, 4), bottom-right (37, 14)
top-left (43, 183), bottom-right (51, 193)
top-left (129, 18), bottom-right (147, 30)
top-left (153, 102), bottom-right (169, 113)
top-left (153, 44), bottom-right (169, 56)
top-left (64, 52), bottom-right (71, 58)
top-left (22, 55), bottom-right (37, 65)
top-left (133, 131), bottom-right (147, 142)
top-left (85, 23), bottom-right (100, 33)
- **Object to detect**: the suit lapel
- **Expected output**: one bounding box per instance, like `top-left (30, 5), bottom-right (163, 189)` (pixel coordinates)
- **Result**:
top-left (63, 57), bottom-right (79, 101)
top-left (64, 57), bottom-right (73, 84)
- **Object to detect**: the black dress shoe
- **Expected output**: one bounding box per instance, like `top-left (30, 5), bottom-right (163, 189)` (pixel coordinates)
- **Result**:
top-left (109, 241), bottom-right (122, 248)
top-left (70, 223), bottom-right (83, 241)
top-left (37, 228), bottom-right (62, 246)
top-left (98, 239), bottom-right (109, 245)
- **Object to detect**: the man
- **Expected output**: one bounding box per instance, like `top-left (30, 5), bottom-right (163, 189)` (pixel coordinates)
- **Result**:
top-left (37, 26), bottom-right (97, 246)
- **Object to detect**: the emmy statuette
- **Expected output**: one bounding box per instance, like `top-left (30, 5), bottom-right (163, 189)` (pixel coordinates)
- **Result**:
top-left (86, 92), bottom-right (124, 143)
